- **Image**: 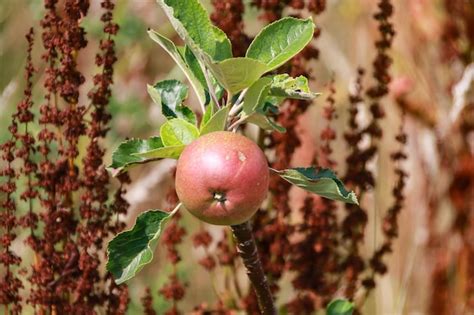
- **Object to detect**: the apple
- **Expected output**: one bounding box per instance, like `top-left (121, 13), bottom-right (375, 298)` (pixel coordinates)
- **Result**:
top-left (175, 131), bottom-right (269, 225)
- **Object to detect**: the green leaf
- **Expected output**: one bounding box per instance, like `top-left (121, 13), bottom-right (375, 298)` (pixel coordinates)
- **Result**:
top-left (160, 118), bottom-right (199, 146)
top-left (108, 137), bottom-right (167, 176)
top-left (205, 57), bottom-right (269, 94)
top-left (243, 77), bottom-right (272, 115)
top-left (275, 167), bottom-right (359, 204)
top-left (148, 29), bottom-right (206, 107)
top-left (106, 209), bottom-right (178, 284)
top-left (147, 80), bottom-right (197, 125)
top-left (269, 74), bottom-right (320, 100)
top-left (176, 106), bottom-right (197, 125)
top-left (149, 80), bottom-right (188, 110)
top-left (200, 105), bottom-right (230, 135)
top-left (131, 145), bottom-right (185, 160)
top-left (326, 299), bottom-right (354, 315)
top-left (246, 17), bottom-right (314, 71)
top-left (246, 113), bottom-right (286, 133)
top-left (200, 100), bottom-right (215, 129)
top-left (240, 77), bottom-right (286, 132)
top-left (210, 25), bottom-right (233, 61)
top-left (183, 46), bottom-right (225, 103)
top-left (183, 46), bottom-right (208, 92)
top-left (263, 95), bottom-right (285, 109)
top-left (147, 83), bottom-right (163, 106)
top-left (158, 0), bottom-right (232, 62)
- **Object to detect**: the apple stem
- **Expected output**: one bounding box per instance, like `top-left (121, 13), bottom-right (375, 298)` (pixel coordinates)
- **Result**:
top-left (231, 221), bottom-right (276, 315)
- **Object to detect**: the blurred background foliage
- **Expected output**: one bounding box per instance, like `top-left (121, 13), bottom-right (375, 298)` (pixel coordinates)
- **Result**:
top-left (1, 0), bottom-right (473, 314)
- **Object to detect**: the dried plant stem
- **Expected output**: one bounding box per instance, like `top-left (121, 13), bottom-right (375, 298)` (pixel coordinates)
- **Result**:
top-left (230, 221), bottom-right (276, 315)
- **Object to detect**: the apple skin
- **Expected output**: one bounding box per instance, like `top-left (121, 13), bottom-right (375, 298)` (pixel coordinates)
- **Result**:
top-left (175, 131), bottom-right (269, 225)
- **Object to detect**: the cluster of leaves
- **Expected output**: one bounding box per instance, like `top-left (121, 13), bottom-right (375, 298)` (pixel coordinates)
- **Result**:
top-left (106, 0), bottom-right (357, 313)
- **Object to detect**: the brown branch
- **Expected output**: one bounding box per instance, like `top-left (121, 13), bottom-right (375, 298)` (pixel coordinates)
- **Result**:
top-left (230, 221), bottom-right (276, 315)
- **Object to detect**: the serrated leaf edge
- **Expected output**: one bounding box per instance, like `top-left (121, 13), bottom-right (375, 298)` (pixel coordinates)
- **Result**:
top-left (273, 168), bottom-right (359, 205)
top-left (106, 204), bottom-right (181, 284)
top-left (246, 17), bottom-right (315, 70)
top-left (107, 137), bottom-right (163, 177)
top-left (147, 29), bottom-right (206, 107)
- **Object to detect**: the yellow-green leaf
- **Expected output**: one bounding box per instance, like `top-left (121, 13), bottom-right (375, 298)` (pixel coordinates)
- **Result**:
top-left (160, 118), bottom-right (199, 146)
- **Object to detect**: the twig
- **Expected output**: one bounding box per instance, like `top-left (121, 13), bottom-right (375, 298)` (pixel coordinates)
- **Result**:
top-left (230, 221), bottom-right (276, 315)
top-left (229, 115), bottom-right (248, 132)
top-left (234, 88), bottom-right (248, 106)
top-left (229, 102), bottom-right (243, 117)
top-left (228, 89), bottom-right (248, 121)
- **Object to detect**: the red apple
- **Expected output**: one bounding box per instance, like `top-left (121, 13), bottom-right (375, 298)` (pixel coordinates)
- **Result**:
top-left (175, 131), bottom-right (269, 225)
